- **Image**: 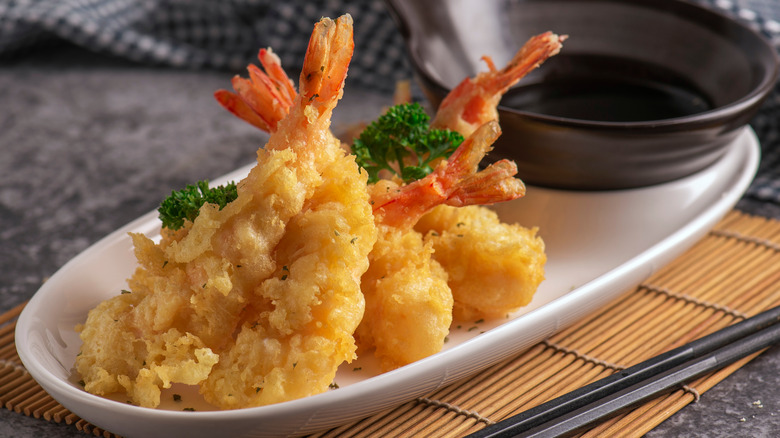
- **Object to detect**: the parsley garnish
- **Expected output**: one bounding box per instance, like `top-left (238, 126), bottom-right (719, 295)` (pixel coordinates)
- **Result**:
top-left (352, 103), bottom-right (464, 183)
top-left (158, 180), bottom-right (238, 230)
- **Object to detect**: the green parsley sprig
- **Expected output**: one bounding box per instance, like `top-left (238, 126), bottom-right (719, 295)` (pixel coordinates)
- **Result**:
top-left (158, 180), bottom-right (238, 230)
top-left (352, 102), bottom-right (464, 183)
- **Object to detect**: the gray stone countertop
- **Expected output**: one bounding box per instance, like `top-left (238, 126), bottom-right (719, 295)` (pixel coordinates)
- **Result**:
top-left (1, 45), bottom-right (779, 437)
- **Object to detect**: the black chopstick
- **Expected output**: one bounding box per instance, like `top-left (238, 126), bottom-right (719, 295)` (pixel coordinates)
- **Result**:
top-left (467, 304), bottom-right (780, 438)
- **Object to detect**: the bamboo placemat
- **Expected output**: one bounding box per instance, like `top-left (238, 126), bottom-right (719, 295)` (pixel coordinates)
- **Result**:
top-left (4, 210), bottom-right (780, 438)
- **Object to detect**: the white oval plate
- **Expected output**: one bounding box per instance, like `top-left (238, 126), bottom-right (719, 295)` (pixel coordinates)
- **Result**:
top-left (16, 128), bottom-right (759, 437)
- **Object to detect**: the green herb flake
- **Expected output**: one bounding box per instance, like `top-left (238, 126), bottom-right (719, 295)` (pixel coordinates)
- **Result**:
top-left (173, 394), bottom-right (182, 402)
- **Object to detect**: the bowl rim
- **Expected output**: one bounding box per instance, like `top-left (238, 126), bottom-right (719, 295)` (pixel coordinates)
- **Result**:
top-left (386, 0), bottom-right (780, 129)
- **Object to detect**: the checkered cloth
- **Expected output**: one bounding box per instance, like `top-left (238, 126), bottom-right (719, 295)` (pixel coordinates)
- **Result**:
top-left (2, 0), bottom-right (780, 208)
top-left (0, 0), bottom-right (410, 93)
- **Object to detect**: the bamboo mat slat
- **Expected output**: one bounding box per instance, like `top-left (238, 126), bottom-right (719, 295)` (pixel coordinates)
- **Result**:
top-left (4, 210), bottom-right (780, 438)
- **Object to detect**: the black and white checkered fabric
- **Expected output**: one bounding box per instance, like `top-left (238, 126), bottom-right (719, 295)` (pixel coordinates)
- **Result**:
top-left (2, 0), bottom-right (780, 205)
top-left (0, 0), bottom-right (412, 93)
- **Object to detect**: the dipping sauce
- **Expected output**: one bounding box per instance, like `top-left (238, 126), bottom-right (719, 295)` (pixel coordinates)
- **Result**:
top-left (500, 54), bottom-right (713, 122)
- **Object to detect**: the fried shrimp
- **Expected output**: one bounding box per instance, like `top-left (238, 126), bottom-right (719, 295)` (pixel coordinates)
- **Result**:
top-left (409, 34), bottom-right (561, 323)
top-left (356, 121), bottom-right (524, 370)
top-left (76, 14), bottom-right (377, 409)
top-left (211, 29), bottom-right (558, 370)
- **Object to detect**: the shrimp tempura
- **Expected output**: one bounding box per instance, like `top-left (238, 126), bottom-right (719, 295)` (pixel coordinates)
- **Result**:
top-left (412, 33), bottom-right (562, 324)
top-left (76, 14), bottom-right (377, 409)
top-left (211, 28), bottom-right (559, 371)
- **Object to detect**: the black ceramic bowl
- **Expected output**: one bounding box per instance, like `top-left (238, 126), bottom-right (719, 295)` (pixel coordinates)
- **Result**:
top-left (385, 0), bottom-right (778, 190)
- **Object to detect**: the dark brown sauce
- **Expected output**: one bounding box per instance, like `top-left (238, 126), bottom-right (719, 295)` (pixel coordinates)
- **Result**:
top-left (500, 55), bottom-right (713, 122)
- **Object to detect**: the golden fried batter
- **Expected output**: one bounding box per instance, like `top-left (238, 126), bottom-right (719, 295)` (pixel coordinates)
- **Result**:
top-left (76, 15), bottom-right (377, 409)
top-left (355, 223), bottom-right (452, 372)
top-left (416, 205), bottom-right (545, 320)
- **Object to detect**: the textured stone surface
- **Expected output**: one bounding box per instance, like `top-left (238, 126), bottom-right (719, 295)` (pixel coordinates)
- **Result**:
top-left (2, 44), bottom-right (779, 437)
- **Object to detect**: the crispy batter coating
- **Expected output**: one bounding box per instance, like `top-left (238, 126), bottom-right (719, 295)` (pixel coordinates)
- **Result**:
top-left (76, 15), bottom-right (377, 409)
top-left (416, 205), bottom-right (546, 320)
top-left (200, 149), bottom-right (376, 408)
top-left (355, 222), bottom-right (453, 372)
top-left (76, 290), bottom-right (220, 408)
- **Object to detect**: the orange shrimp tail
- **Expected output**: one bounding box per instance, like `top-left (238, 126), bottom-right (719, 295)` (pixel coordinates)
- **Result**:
top-left (214, 89), bottom-right (273, 132)
top-left (299, 15), bottom-right (354, 115)
top-left (258, 48), bottom-right (297, 104)
top-left (373, 121), bottom-right (524, 229)
top-left (438, 121), bottom-right (525, 207)
top-left (214, 48), bottom-right (297, 133)
top-left (492, 31), bottom-right (565, 92)
top-left (446, 160), bottom-right (525, 207)
top-left (432, 31), bottom-right (565, 136)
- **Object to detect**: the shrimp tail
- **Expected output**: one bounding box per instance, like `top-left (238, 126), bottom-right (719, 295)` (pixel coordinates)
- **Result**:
top-left (439, 121), bottom-right (525, 207)
top-left (258, 48), bottom-right (297, 104)
top-left (299, 15), bottom-right (354, 116)
top-left (373, 121), bottom-right (524, 229)
top-left (446, 160), bottom-right (525, 207)
top-left (214, 88), bottom-right (274, 132)
top-left (490, 31), bottom-right (566, 93)
top-left (214, 14), bottom-right (354, 133)
top-left (432, 31), bottom-right (565, 137)
top-left (214, 48), bottom-right (297, 133)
